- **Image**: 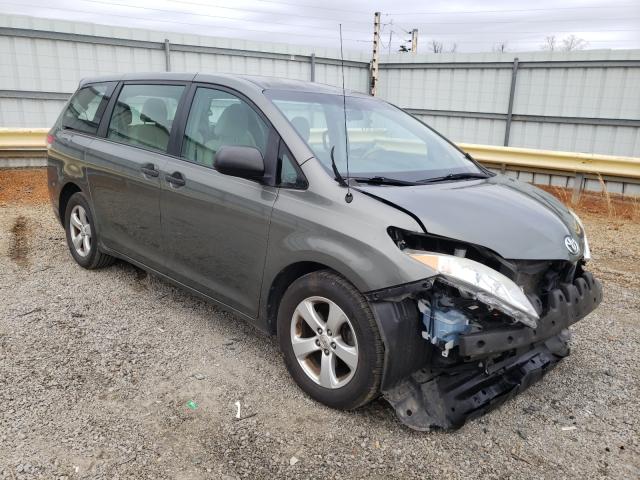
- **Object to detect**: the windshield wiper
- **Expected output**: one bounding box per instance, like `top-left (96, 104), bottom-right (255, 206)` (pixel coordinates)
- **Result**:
top-left (353, 176), bottom-right (421, 186)
top-left (419, 172), bottom-right (489, 184)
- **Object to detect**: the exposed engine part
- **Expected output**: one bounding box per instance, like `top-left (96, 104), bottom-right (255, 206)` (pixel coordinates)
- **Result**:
top-left (418, 298), bottom-right (472, 357)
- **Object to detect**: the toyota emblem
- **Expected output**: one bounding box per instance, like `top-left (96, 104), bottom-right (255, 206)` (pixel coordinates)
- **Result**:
top-left (564, 236), bottom-right (580, 255)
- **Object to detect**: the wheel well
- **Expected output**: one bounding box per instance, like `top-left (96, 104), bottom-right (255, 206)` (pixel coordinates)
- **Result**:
top-left (266, 261), bottom-right (333, 335)
top-left (59, 183), bottom-right (82, 224)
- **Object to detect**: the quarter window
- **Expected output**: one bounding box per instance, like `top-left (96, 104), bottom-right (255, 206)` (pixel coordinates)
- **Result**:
top-left (61, 82), bottom-right (114, 135)
top-left (278, 143), bottom-right (307, 189)
top-left (107, 84), bottom-right (185, 152)
top-left (181, 87), bottom-right (269, 168)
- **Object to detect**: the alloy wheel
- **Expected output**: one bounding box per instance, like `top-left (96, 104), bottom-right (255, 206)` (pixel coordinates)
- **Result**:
top-left (69, 205), bottom-right (92, 257)
top-left (290, 296), bottom-right (359, 389)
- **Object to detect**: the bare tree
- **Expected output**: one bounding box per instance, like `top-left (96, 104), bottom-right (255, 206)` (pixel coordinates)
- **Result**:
top-left (429, 40), bottom-right (444, 53)
top-left (426, 40), bottom-right (457, 53)
top-left (541, 34), bottom-right (587, 51)
top-left (492, 42), bottom-right (508, 53)
top-left (561, 34), bottom-right (587, 51)
top-left (541, 35), bottom-right (557, 51)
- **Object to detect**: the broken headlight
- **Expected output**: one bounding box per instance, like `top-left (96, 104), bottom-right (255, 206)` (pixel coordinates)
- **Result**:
top-left (408, 251), bottom-right (539, 328)
top-left (569, 210), bottom-right (591, 262)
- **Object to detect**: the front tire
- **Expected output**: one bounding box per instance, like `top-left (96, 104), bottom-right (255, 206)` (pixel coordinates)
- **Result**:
top-left (277, 270), bottom-right (384, 410)
top-left (64, 192), bottom-right (115, 269)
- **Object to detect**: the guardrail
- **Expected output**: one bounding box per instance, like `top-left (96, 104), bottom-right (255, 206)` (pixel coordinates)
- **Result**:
top-left (0, 128), bottom-right (48, 168)
top-left (459, 143), bottom-right (640, 180)
top-left (0, 128), bottom-right (48, 149)
top-left (459, 143), bottom-right (640, 199)
top-left (1, 128), bottom-right (639, 196)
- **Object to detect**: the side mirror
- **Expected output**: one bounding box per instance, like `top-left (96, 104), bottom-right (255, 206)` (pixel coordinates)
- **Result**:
top-left (214, 146), bottom-right (265, 181)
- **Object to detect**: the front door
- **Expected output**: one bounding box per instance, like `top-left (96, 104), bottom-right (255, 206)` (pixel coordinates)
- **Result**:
top-left (160, 86), bottom-right (277, 317)
top-left (87, 82), bottom-right (187, 272)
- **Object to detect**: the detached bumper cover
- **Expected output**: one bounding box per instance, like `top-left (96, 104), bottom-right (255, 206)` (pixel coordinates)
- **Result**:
top-left (374, 272), bottom-right (602, 431)
top-left (384, 333), bottom-right (571, 431)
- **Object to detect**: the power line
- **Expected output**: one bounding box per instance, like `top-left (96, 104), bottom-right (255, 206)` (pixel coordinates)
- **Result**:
top-left (395, 17), bottom-right (640, 26)
top-left (76, 0), bottom-right (367, 35)
top-left (385, 4), bottom-right (640, 16)
top-left (0, 2), bottom-right (370, 42)
top-left (79, 0), bottom-right (374, 26)
top-left (156, 0), bottom-right (369, 16)
top-left (412, 29), bottom-right (639, 35)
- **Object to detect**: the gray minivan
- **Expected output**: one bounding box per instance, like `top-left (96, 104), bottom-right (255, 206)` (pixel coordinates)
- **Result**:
top-left (47, 73), bottom-right (602, 430)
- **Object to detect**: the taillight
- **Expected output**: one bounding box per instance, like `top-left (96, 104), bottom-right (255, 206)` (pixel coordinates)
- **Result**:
top-left (46, 134), bottom-right (54, 146)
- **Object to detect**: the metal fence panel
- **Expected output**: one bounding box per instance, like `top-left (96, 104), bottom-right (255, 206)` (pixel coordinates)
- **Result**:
top-left (379, 65), bottom-right (512, 114)
top-left (411, 114), bottom-right (506, 146)
top-left (509, 122), bottom-right (640, 157)
top-left (0, 98), bottom-right (66, 128)
top-left (513, 66), bottom-right (640, 119)
top-left (378, 50), bottom-right (640, 156)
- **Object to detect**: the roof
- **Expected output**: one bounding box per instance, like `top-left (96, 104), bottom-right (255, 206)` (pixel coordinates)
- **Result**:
top-left (79, 72), bottom-right (368, 97)
top-left (238, 75), bottom-right (366, 96)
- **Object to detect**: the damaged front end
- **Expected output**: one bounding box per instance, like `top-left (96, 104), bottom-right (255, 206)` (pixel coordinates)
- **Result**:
top-left (366, 228), bottom-right (603, 431)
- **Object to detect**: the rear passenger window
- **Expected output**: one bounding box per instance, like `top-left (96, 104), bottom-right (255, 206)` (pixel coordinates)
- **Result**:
top-left (181, 87), bottom-right (269, 168)
top-left (61, 83), bottom-right (114, 135)
top-left (107, 84), bottom-right (185, 152)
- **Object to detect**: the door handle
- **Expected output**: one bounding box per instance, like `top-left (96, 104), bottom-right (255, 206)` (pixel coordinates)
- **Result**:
top-left (165, 172), bottom-right (186, 187)
top-left (141, 163), bottom-right (159, 177)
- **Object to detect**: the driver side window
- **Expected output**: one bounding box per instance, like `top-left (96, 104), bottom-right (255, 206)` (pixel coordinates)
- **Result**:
top-left (181, 87), bottom-right (268, 168)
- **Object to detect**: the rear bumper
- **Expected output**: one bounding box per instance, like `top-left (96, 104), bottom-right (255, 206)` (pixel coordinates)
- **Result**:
top-left (370, 271), bottom-right (603, 430)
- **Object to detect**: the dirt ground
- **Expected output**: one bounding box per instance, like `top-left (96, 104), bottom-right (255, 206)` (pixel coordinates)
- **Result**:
top-left (0, 169), bottom-right (49, 205)
top-left (1, 169), bottom-right (639, 479)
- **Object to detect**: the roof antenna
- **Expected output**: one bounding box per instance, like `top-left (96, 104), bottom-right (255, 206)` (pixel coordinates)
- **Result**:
top-left (339, 23), bottom-right (353, 204)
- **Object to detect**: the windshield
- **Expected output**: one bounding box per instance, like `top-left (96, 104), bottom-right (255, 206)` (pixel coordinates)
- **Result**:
top-left (265, 90), bottom-right (484, 182)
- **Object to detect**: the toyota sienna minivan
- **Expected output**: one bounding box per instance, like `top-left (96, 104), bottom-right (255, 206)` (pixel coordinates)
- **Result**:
top-left (47, 73), bottom-right (602, 430)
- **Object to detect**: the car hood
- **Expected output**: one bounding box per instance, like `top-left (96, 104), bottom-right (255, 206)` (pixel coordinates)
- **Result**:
top-left (357, 174), bottom-right (584, 260)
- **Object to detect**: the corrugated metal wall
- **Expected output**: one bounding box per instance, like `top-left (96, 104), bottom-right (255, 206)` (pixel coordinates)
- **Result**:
top-left (0, 14), bottom-right (371, 128)
top-left (380, 50), bottom-right (640, 156)
top-left (1, 14), bottom-right (639, 157)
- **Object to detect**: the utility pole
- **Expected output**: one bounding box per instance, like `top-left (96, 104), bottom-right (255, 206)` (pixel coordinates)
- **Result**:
top-left (370, 11), bottom-right (381, 96)
top-left (411, 29), bottom-right (418, 53)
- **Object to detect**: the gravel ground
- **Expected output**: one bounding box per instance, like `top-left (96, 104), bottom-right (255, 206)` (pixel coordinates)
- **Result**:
top-left (1, 202), bottom-right (638, 479)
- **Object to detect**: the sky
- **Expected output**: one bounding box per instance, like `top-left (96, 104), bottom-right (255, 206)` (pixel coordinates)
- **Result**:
top-left (1, 0), bottom-right (639, 53)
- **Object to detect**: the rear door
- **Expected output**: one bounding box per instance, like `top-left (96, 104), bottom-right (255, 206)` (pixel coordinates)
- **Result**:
top-left (86, 82), bottom-right (188, 271)
top-left (159, 85), bottom-right (278, 317)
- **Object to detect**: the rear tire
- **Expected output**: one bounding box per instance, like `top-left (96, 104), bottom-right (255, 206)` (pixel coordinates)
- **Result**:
top-left (277, 270), bottom-right (384, 410)
top-left (64, 192), bottom-right (115, 269)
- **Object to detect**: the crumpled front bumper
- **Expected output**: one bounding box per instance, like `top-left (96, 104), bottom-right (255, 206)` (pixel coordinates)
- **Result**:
top-left (369, 271), bottom-right (603, 431)
top-left (458, 271), bottom-right (602, 359)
